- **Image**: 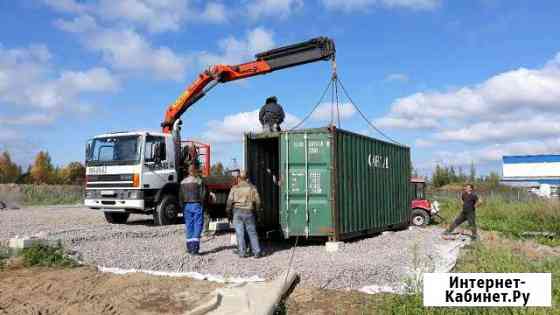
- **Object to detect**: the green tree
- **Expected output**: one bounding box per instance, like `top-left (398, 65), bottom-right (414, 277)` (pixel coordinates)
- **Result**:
top-left (449, 166), bottom-right (458, 183)
top-left (30, 151), bottom-right (54, 184)
top-left (60, 162), bottom-right (86, 185)
top-left (485, 171), bottom-right (501, 189)
top-left (432, 164), bottom-right (450, 188)
top-left (211, 162), bottom-right (225, 176)
top-left (469, 162), bottom-right (476, 183)
top-left (0, 151), bottom-right (21, 183)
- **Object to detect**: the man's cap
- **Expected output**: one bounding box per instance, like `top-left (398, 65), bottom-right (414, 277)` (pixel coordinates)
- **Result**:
top-left (265, 96), bottom-right (278, 104)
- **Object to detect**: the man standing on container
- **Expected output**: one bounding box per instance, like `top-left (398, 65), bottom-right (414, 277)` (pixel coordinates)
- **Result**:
top-left (226, 171), bottom-right (264, 258)
top-left (259, 96), bottom-right (285, 132)
top-left (443, 184), bottom-right (482, 240)
top-left (180, 165), bottom-right (207, 255)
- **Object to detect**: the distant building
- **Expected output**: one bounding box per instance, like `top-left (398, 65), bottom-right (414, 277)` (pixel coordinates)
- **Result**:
top-left (502, 154), bottom-right (560, 197)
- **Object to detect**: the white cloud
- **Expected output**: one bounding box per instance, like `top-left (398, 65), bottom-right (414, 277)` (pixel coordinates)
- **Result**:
top-left (322, 0), bottom-right (441, 11)
top-left (414, 139), bottom-right (435, 148)
top-left (58, 67), bottom-right (119, 92)
top-left (0, 44), bottom-right (118, 111)
top-left (375, 116), bottom-right (438, 129)
top-left (247, 0), bottom-right (304, 19)
top-left (96, 0), bottom-right (188, 33)
top-left (55, 14), bottom-right (98, 33)
top-left (55, 16), bottom-right (191, 81)
top-left (378, 54), bottom-right (560, 138)
top-left (385, 73), bottom-right (409, 82)
top-left (44, 0), bottom-right (228, 33)
top-left (434, 116), bottom-right (560, 144)
top-left (0, 113), bottom-right (56, 126)
top-left (200, 2), bottom-right (228, 23)
top-left (387, 66), bottom-right (560, 123)
top-left (42, 0), bottom-right (87, 13)
top-left (374, 51), bottom-right (560, 168)
top-left (198, 27), bottom-right (275, 66)
top-left (310, 102), bottom-right (357, 121)
top-left (202, 109), bottom-right (300, 143)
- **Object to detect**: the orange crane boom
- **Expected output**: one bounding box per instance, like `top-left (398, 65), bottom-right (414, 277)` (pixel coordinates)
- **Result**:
top-left (161, 37), bottom-right (336, 133)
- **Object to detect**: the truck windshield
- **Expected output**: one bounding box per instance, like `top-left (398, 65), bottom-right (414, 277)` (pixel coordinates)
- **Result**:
top-left (87, 136), bottom-right (141, 165)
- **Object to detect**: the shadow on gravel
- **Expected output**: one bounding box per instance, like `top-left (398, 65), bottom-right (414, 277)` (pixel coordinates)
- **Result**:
top-left (124, 217), bottom-right (185, 226)
top-left (200, 245), bottom-right (237, 255)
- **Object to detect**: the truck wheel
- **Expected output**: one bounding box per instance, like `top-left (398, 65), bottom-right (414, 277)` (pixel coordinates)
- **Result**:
top-left (411, 209), bottom-right (430, 227)
top-left (154, 194), bottom-right (179, 226)
top-left (104, 212), bottom-right (130, 224)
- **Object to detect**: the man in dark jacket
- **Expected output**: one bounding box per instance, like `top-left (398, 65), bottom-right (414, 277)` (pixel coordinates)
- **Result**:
top-left (180, 165), bottom-right (207, 255)
top-left (259, 96), bottom-right (285, 132)
top-left (443, 184), bottom-right (482, 240)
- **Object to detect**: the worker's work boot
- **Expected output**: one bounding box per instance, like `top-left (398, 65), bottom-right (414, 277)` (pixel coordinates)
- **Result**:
top-left (471, 228), bottom-right (479, 241)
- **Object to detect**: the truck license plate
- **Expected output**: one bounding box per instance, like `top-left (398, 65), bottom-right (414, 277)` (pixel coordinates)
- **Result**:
top-left (101, 190), bottom-right (115, 196)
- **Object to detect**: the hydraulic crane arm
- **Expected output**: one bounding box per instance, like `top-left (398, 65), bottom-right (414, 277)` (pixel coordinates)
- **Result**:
top-left (161, 37), bottom-right (336, 132)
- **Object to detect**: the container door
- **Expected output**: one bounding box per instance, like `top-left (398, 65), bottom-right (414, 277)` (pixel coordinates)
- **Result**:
top-left (280, 131), bottom-right (332, 238)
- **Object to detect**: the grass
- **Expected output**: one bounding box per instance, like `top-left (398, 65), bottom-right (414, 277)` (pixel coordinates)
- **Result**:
top-left (0, 246), bottom-right (10, 270)
top-left (20, 185), bottom-right (83, 206)
top-left (379, 236), bottom-right (560, 314)
top-left (0, 184), bottom-right (83, 206)
top-left (372, 196), bottom-right (560, 314)
top-left (19, 244), bottom-right (78, 268)
top-left (436, 196), bottom-right (560, 245)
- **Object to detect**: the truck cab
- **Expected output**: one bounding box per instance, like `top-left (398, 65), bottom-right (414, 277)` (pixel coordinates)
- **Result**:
top-left (85, 131), bottom-right (184, 225)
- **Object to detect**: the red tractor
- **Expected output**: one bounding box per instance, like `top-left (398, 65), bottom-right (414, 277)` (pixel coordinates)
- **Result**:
top-left (410, 177), bottom-right (442, 226)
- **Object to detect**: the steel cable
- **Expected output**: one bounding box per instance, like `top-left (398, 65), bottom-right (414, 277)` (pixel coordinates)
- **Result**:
top-left (337, 77), bottom-right (402, 145)
top-left (289, 78), bottom-right (334, 131)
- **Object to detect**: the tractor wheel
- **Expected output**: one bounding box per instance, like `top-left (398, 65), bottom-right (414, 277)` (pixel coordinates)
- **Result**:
top-left (411, 209), bottom-right (430, 227)
top-left (104, 212), bottom-right (130, 224)
top-left (154, 194), bottom-right (179, 226)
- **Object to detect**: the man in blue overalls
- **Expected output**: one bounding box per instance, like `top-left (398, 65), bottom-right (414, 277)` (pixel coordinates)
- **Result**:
top-left (180, 166), bottom-right (207, 255)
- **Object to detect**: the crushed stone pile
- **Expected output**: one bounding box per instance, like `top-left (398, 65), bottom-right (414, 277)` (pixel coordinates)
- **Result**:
top-left (0, 206), bottom-right (469, 291)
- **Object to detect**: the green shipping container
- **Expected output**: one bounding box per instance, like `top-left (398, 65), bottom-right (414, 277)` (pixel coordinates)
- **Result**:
top-left (245, 127), bottom-right (411, 241)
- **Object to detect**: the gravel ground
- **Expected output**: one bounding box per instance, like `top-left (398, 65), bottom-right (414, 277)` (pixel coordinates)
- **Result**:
top-left (0, 206), bottom-right (469, 290)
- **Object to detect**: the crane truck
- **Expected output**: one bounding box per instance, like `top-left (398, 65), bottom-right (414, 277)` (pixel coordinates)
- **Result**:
top-left (84, 37), bottom-right (336, 225)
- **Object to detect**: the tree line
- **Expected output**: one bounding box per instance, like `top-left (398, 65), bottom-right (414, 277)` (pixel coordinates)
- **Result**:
top-left (0, 151), bottom-right (85, 185)
top-left (431, 163), bottom-right (501, 188)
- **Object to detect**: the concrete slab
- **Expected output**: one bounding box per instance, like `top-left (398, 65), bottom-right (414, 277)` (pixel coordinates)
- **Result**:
top-left (186, 271), bottom-right (298, 315)
top-left (8, 237), bottom-right (60, 249)
top-left (325, 241), bottom-right (343, 252)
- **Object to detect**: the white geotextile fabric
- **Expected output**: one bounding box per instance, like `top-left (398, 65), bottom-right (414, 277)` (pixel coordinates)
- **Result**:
top-left (359, 235), bottom-right (470, 295)
top-left (97, 266), bottom-right (265, 284)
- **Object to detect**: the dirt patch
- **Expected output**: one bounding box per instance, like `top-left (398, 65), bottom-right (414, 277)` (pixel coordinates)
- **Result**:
top-left (0, 265), bottom-right (221, 315)
top-left (482, 231), bottom-right (560, 259)
top-left (283, 286), bottom-right (386, 315)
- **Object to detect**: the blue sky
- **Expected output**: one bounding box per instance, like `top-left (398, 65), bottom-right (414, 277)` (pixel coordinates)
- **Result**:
top-left (1, 0), bottom-right (560, 176)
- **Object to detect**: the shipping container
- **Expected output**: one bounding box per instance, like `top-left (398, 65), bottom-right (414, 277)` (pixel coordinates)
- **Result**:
top-left (245, 127), bottom-right (411, 241)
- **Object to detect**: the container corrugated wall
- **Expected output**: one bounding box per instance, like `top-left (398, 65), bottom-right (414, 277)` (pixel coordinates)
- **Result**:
top-left (246, 127), bottom-right (411, 241)
top-left (334, 129), bottom-right (411, 240)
